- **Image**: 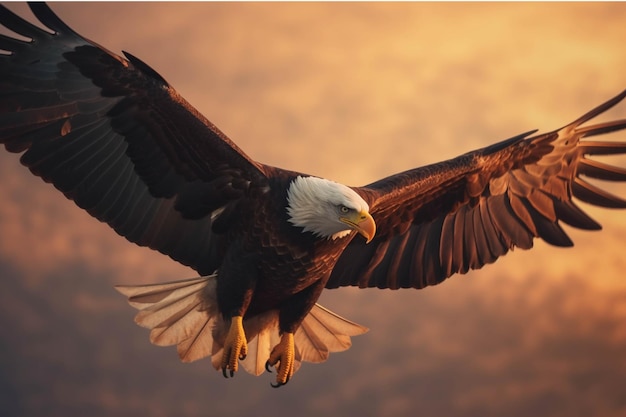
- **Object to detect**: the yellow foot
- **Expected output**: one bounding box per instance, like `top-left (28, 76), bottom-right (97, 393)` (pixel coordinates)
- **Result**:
top-left (265, 332), bottom-right (295, 387)
top-left (221, 315), bottom-right (248, 378)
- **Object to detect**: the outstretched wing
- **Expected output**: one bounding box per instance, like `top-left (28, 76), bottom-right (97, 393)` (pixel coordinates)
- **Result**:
top-left (0, 3), bottom-right (271, 274)
top-left (327, 90), bottom-right (626, 290)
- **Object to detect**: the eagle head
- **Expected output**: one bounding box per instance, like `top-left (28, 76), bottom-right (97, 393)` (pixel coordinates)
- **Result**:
top-left (286, 176), bottom-right (376, 243)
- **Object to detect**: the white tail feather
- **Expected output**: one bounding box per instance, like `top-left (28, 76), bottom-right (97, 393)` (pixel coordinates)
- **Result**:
top-left (239, 312), bottom-right (281, 375)
top-left (115, 275), bottom-right (368, 376)
top-left (297, 304), bottom-right (361, 363)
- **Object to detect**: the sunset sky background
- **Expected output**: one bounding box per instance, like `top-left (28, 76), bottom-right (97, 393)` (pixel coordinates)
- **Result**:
top-left (1, 2), bottom-right (626, 416)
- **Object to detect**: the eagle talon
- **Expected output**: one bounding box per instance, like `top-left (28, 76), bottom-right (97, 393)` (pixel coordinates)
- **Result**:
top-left (266, 332), bottom-right (295, 387)
top-left (220, 316), bottom-right (248, 379)
top-left (270, 370), bottom-right (292, 388)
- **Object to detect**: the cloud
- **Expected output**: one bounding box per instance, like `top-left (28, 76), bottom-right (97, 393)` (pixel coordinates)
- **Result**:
top-left (1, 2), bottom-right (626, 417)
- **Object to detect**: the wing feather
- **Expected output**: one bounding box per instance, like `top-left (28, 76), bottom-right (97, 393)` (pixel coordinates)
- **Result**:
top-left (477, 197), bottom-right (507, 260)
top-left (578, 158), bottom-right (626, 181)
top-left (471, 200), bottom-right (496, 266)
top-left (0, 3), bottom-right (277, 274)
top-left (572, 177), bottom-right (626, 208)
top-left (328, 90), bottom-right (626, 290)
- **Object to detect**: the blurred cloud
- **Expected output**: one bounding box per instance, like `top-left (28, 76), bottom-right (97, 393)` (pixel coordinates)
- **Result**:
top-left (1, 2), bottom-right (626, 417)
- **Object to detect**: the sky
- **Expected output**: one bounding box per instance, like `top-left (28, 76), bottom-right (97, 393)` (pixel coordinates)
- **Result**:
top-left (1, 2), bottom-right (626, 417)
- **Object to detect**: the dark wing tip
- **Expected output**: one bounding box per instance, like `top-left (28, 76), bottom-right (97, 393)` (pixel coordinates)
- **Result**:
top-left (481, 130), bottom-right (538, 156)
top-left (28, 2), bottom-right (77, 36)
top-left (0, 3), bottom-right (49, 40)
top-left (123, 51), bottom-right (169, 86)
top-left (569, 89), bottom-right (626, 128)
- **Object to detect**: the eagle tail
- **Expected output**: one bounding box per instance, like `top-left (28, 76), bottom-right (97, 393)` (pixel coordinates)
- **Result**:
top-left (115, 276), bottom-right (220, 363)
top-left (115, 276), bottom-right (368, 377)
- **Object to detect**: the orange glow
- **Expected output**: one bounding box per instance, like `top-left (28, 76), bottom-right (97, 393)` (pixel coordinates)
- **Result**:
top-left (1, 2), bottom-right (626, 417)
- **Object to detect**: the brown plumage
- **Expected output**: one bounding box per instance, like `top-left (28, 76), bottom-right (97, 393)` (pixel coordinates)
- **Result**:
top-left (1, 3), bottom-right (626, 386)
top-left (328, 97), bottom-right (626, 289)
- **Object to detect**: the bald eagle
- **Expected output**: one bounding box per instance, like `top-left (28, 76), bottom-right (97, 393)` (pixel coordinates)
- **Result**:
top-left (2, 3), bottom-right (626, 387)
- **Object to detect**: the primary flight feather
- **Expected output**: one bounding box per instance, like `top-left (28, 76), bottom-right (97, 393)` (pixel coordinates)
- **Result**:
top-left (1, 3), bottom-right (626, 387)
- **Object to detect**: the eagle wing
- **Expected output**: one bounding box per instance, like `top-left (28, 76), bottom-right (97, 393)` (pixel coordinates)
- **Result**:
top-left (327, 90), bottom-right (626, 290)
top-left (0, 3), bottom-right (271, 275)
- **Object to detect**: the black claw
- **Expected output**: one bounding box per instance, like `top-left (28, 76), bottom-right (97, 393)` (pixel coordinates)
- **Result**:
top-left (239, 353), bottom-right (247, 361)
top-left (265, 361), bottom-right (273, 373)
top-left (222, 347), bottom-right (232, 378)
top-left (270, 381), bottom-right (284, 388)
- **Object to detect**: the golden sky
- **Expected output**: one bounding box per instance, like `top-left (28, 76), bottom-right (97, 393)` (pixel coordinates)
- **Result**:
top-left (1, 2), bottom-right (626, 417)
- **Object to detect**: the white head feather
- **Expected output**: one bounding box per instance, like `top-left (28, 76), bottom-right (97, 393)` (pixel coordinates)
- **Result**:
top-left (286, 176), bottom-right (370, 240)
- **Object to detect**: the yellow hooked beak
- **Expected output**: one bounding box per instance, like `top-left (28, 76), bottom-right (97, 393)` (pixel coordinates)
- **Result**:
top-left (340, 210), bottom-right (376, 244)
